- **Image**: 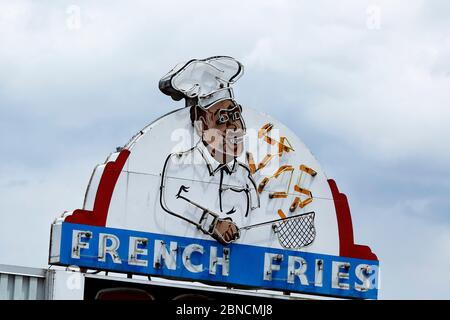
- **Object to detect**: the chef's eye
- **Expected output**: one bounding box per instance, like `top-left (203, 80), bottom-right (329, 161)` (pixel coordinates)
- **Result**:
top-left (233, 111), bottom-right (241, 121)
top-left (218, 113), bottom-right (229, 124)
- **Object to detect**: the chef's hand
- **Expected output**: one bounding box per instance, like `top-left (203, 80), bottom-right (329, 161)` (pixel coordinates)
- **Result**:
top-left (212, 218), bottom-right (240, 244)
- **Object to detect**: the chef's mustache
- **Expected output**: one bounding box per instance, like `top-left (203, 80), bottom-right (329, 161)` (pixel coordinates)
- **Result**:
top-left (202, 128), bottom-right (246, 140)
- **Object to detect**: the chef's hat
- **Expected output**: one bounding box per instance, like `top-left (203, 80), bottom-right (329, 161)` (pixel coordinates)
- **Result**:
top-left (159, 56), bottom-right (243, 109)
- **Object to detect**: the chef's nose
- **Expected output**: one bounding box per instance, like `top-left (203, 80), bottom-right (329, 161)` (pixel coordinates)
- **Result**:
top-left (227, 122), bottom-right (238, 130)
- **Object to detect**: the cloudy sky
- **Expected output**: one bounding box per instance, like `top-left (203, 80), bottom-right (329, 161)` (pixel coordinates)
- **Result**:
top-left (1, 0), bottom-right (449, 299)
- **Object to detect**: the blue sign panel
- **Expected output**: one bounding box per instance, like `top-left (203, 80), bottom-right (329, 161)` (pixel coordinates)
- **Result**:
top-left (55, 222), bottom-right (379, 299)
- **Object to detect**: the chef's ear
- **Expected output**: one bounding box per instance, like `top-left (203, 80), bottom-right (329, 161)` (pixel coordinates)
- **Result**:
top-left (191, 106), bottom-right (206, 133)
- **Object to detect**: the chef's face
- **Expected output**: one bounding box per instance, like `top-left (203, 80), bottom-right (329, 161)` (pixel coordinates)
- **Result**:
top-left (195, 99), bottom-right (245, 164)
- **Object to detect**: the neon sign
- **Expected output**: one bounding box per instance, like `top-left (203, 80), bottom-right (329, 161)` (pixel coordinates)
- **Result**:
top-left (49, 56), bottom-right (379, 299)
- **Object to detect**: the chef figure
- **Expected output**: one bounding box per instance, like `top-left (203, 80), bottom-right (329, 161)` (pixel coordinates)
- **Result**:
top-left (159, 56), bottom-right (260, 245)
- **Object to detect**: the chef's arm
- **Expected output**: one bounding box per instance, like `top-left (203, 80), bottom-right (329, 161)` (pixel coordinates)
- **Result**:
top-left (159, 153), bottom-right (240, 244)
top-left (174, 185), bottom-right (221, 233)
top-left (161, 182), bottom-right (240, 243)
top-left (159, 154), bottom-right (219, 234)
